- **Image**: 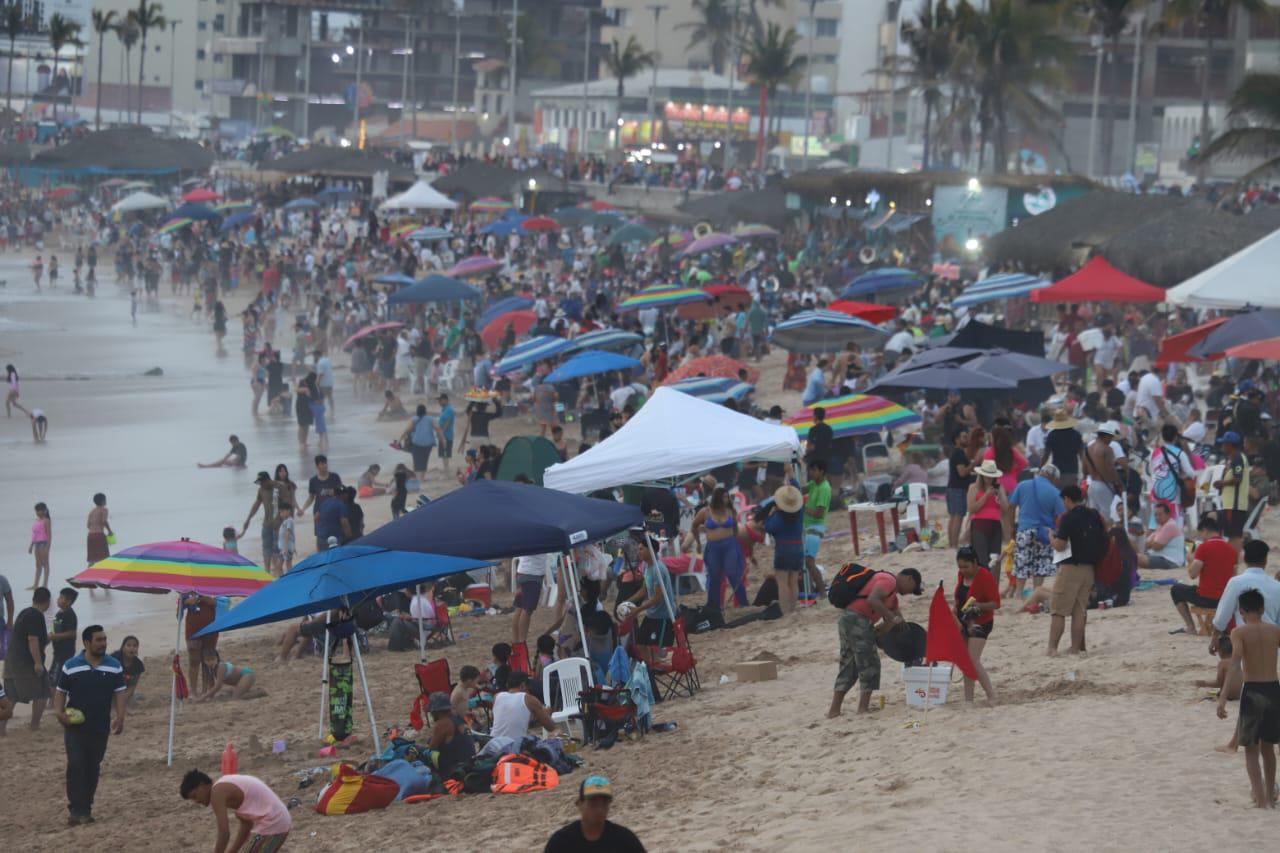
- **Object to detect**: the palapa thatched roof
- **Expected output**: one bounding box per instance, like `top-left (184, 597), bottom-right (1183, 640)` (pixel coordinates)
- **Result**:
top-left (32, 128), bottom-right (213, 173)
top-left (677, 184), bottom-right (791, 229)
top-left (0, 141), bottom-right (31, 166)
top-left (265, 146), bottom-right (415, 181)
top-left (432, 161), bottom-right (568, 202)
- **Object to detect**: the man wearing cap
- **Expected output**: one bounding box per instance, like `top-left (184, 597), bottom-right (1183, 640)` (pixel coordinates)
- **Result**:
top-left (544, 774), bottom-right (645, 853)
top-left (827, 568), bottom-right (923, 718)
top-left (1215, 431), bottom-right (1250, 551)
top-left (1083, 422), bottom-right (1125, 519)
top-left (240, 471), bottom-right (280, 568)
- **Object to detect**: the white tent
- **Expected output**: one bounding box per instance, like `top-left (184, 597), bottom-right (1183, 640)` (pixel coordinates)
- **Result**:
top-left (379, 179), bottom-right (458, 212)
top-left (544, 386), bottom-right (800, 494)
top-left (111, 190), bottom-right (169, 213)
top-left (1167, 229), bottom-right (1280, 309)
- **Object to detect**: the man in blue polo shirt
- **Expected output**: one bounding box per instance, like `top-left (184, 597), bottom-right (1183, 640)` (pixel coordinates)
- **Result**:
top-left (54, 624), bottom-right (127, 826)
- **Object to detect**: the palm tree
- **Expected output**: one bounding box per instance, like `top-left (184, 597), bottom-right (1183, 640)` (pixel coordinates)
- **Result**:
top-left (1164, 0), bottom-right (1265, 184)
top-left (895, 0), bottom-right (961, 170)
top-left (48, 13), bottom-right (83, 109)
top-left (1196, 73), bottom-right (1280, 184)
top-left (130, 0), bottom-right (165, 124)
top-left (679, 0), bottom-right (734, 74)
top-left (1079, 0), bottom-right (1147, 177)
top-left (117, 17), bottom-right (139, 123)
top-left (602, 36), bottom-right (656, 133)
top-left (90, 9), bottom-right (117, 130)
top-left (3, 4), bottom-right (23, 111)
top-left (743, 22), bottom-right (804, 169)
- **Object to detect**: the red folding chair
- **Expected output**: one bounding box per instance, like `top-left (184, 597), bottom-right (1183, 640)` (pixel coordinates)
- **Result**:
top-left (648, 618), bottom-right (700, 701)
top-left (414, 658), bottom-right (451, 696)
top-left (422, 600), bottom-right (454, 648)
top-left (509, 640), bottom-right (532, 675)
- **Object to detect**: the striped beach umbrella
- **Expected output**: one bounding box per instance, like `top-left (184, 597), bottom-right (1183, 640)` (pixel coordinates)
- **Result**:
top-left (732, 223), bottom-right (780, 239)
top-left (618, 285), bottom-right (713, 312)
top-left (470, 196), bottom-right (513, 213)
top-left (840, 267), bottom-right (923, 300)
top-left (563, 328), bottom-right (644, 354)
top-left (678, 232), bottom-right (738, 257)
top-left (156, 217), bottom-right (194, 235)
top-left (951, 273), bottom-right (1049, 309)
top-left (388, 221), bottom-right (421, 241)
top-left (446, 255), bottom-right (502, 278)
top-left (70, 538), bottom-right (272, 596)
top-left (770, 309), bottom-right (889, 353)
top-left (667, 376), bottom-right (755, 404)
top-left (495, 335), bottom-right (575, 375)
top-left (649, 231), bottom-right (692, 250)
top-left (785, 393), bottom-right (923, 440)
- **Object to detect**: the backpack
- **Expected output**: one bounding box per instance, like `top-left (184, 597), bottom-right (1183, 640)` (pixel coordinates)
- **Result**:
top-left (1071, 510), bottom-right (1109, 566)
top-left (827, 563), bottom-right (884, 609)
top-left (353, 599), bottom-right (384, 632)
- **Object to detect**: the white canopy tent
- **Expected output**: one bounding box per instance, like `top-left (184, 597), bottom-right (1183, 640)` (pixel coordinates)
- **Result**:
top-left (111, 190), bottom-right (169, 213)
top-left (544, 386), bottom-right (801, 494)
top-left (379, 179), bottom-right (458, 212)
top-left (1167, 229), bottom-right (1280, 309)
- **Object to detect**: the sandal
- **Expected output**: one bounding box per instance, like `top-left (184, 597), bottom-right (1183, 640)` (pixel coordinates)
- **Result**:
top-left (1168, 628), bottom-right (1187, 635)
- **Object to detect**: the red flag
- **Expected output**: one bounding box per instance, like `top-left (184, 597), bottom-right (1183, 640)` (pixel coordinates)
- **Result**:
top-left (924, 585), bottom-right (978, 680)
top-left (172, 653), bottom-right (189, 701)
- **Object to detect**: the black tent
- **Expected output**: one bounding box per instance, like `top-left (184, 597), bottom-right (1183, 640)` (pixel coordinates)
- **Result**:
top-left (939, 320), bottom-right (1044, 356)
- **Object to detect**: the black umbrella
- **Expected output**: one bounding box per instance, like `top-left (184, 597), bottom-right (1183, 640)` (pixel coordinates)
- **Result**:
top-left (1189, 309), bottom-right (1280, 358)
top-left (868, 362), bottom-right (1017, 394)
top-left (899, 346), bottom-right (1068, 379)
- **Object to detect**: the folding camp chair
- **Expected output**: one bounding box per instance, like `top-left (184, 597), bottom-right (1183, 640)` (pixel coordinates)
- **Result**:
top-left (414, 658), bottom-right (451, 696)
top-left (577, 685), bottom-right (641, 745)
top-left (422, 600), bottom-right (455, 648)
top-left (648, 618), bottom-right (700, 701)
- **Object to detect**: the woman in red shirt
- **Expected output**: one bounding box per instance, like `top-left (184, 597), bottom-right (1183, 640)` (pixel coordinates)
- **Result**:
top-left (954, 546), bottom-right (1000, 703)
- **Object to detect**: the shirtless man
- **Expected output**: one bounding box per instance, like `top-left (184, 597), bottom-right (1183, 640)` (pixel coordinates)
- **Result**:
top-left (1217, 589), bottom-right (1280, 808)
top-left (86, 493), bottom-right (113, 567)
top-left (240, 472), bottom-right (280, 571)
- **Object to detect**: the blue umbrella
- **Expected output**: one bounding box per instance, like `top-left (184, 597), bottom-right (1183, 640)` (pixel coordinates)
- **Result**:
top-left (374, 272), bottom-right (417, 287)
top-left (316, 186), bottom-right (358, 201)
top-left (898, 346), bottom-right (1069, 380)
top-left (666, 376), bottom-right (755, 404)
top-left (387, 274), bottom-right (481, 305)
top-left (770, 309), bottom-right (889, 353)
top-left (172, 202), bottom-right (220, 221)
top-left (544, 349), bottom-right (642, 384)
top-left (127, 222), bottom-right (145, 236)
top-left (563, 329), bottom-right (645, 354)
top-left (951, 273), bottom-right (1049, 309)
top-left (407, 226), bottom-right (452, 242)
top-left (218, 211), bottom-right (254, 233)
top-left (1189, 309), bottom-right (1280, 358)
top-left (478, 296), bottom-right (535, 329)
top-left (495, 335), bottom-right (575, 375)
top-left (480, 218), bottom-right (521, 237)
top-left (284, 197), bottom-right (319, 211)
top-left (841, 267), bottom-right (923, 300)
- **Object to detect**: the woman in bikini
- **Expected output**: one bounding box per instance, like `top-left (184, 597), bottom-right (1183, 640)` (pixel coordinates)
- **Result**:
top-left (687, 486), bottom-right (748, 612)
top-left (195, 648), bottom-right (261, 701)
top-left (29, 502), bottom-right (51, 590)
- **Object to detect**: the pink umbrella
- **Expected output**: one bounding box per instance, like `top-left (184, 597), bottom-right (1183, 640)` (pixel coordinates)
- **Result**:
top-left (447, 255), bottom-right (502, 277)
top-left (182, 187), bottom-right (220, 203)
top-left (343, 321), bottom-right (405, 350)
top-left (678, 232), bottom-right (739, 257)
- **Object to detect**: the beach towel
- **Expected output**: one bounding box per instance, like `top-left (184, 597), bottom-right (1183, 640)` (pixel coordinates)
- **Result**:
top-left (607, 645), bottom-right (631, 687)
top-left (328, 662), bottom-right (354, 741)
top-left (625, 661), bottom-right (654, 726)
top-left (315, 764), bottom-right (400, 815)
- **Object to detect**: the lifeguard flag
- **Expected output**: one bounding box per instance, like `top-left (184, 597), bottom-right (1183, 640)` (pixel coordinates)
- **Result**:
top-left (924, 584), bottom-right (978, 680)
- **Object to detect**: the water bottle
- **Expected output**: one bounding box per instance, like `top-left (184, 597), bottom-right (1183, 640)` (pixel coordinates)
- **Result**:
top-left (220, 742), bottom-right (239, 775)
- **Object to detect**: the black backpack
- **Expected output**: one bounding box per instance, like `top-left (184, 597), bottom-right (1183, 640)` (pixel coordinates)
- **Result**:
top-left (353, 599), bottom-right (385, 632)
top-left (828, 563), bottom-right (884, 609)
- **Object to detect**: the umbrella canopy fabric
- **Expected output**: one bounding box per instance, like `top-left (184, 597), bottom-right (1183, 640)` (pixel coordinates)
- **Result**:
top-left (951, 273), bottom-right (1050, 309)
top-left (898, 347), bottom-right (1069, 380)
top-left (213, 200), bottom-right (253, 212)
top-left (563, 329), bottom-right (644, 354)
top-left (521, 216), bottom-right (560, 232)
top-left (481, 310), bottom-right (538, 351)
top-left (495, 335), bottom-right (575, 375)
top-left (829, 300), bottom-right (898, 324)
top-left (1167, 227), bottom-right (1280, 309)
top-left (733, 223), bottom-right (780, 239)
top-left (868, 363), bottom-right (1017, 394)
top-left (701, 283), bottom-right (753, 308)
top-left (172, 202), bottom-right (220, 221)
top-left (387, 275), bottom-right (480, 305)
top-left (111, 190), bottom-right (168, 213)
top-left (544, 350), bottom-right (643, 384)
top-left (662, 355), bottom-right (759, 385)
top-left (283, 197), bottom-right (319, 210)
top-left (156, 218), bottom-right (193, 235)
top-left (446, 255), bottom-right (501, 278)
top-left (1226, 338), bottom-right (1280, 360)
top-left (70, 539), bottom-right (272, 597)
top-left (553, 206), bottom-right (594, 227)
top-left (1030, 256), bottom-right (1165, 303)
top-left (469, 196), bottom-right (514, 213)
top-left (478, 296), bottom-right (534, 329)
top-left (195, 546), bottom-right (489, 635)
top-left (1155, 318), bottom-right (1229, 365)
top-left (840, 268), bottom-right (923, 300)
top-left (406, 226), bottom-right (452, 242)
top-left (666, 376), bottom-right (754, 404)
top-left (373, 272), bottom-right (417, 287)
top-left (479, 219), bottom-right (521, 237)
top-left (606, 222), bottom-right (658, 246)
top-left (218, 212), bottom-right (255, 232)
top-left (650, 231), bottom-right (692, 251)
top-left (679, 232), bottom-right (738, 257)
top-left (1189, 309), bottom-right (1280, 358)
top-left (356, 479), bottom-right (643, 559)
top-left (770, 310), bottom-right (889, 353)
top-left (618, 286), bottom-right (713, 312)
top-left (120, 180), bottom-right (153, 190)
top-left (379, 179), bottom-right (458, 211)
top-left (786, 393), bottom-right (923, 440)
top-left (343, 321), bottom-right (405, 350)
top-left (182, 188), bottom-right (219, 203)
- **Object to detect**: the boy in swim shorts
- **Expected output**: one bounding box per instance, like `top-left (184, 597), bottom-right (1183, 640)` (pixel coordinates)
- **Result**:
top-left (1217, 589), bottom-right (1280, 808)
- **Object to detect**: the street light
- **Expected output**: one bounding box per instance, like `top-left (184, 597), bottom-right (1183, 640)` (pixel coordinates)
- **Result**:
top-left (967, 177), bottom-right (981, 193)
top-left (345, 44), bottom-right (355, 55)
top-left (331, 53), bottom-right (341, 64)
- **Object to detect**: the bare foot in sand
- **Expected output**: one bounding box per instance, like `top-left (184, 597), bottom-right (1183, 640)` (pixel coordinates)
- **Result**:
top-left (1214, 741), bottom-right (1238, 753)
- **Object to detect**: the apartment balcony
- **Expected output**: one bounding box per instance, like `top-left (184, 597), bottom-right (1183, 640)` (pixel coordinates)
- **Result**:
top-left (216, 35), bottom-right (303, 57)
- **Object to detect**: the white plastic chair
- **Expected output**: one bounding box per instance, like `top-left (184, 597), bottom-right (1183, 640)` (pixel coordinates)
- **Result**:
top-left (542, 657), bottom-right (593, 740)
top-left (439, 359), bottom-right (459, 394)
top-left (902, 482), bottom-right (929, 530)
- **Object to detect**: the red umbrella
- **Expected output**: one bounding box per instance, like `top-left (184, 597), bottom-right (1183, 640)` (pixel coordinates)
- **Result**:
top-left (46, 186), bottom-right (79, 200)
top-left (521, 216), bottom-right (560, 232)
top-left (343, 321), bottom-right (405, 351)
top-left (678, 283), bottom-right (753, 320)
top-left (481, 310), bottom-right (537, 350)
top-left (830, 299), bottom-right (897, 324)
top-left (182, 187), bottom-right (220, 203)
top-left (1155, 317), bottom-right (1228, 366)
top-left (1225, 337), bottom-right (1280, 361)
top-left (662, 355), bottom-right (759, 386)
top-left (579, 199), bottom-right (616, 211)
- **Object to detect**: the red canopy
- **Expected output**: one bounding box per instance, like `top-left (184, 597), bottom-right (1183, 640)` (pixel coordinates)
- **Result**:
top-left (1030, 257), bottom-right (1166, 304)
top-left (1155, 317), bottom-right (1228, 367)
top-left (481, 310), bottom-right (536, 350)
top-left (830, 299), bottom-right (897, 324)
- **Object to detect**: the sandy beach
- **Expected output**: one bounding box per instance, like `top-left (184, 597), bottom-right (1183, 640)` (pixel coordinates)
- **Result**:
top-left (3, 254), bottom-right (1279, 850)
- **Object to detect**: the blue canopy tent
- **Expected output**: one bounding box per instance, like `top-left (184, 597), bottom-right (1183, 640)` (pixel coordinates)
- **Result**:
top-left (543, 350), bottom-right (642, 384)
top-left (495, 335), bottom-right (575, 374)
top-left (387, 274), bottom-right (481, 305)
top-left (373, 272), bottom-right (417, 287)
top-left (478, 296), bottom-right (535, 329)
top-left (196, 545), bottom-right (489, 751)
top-left (951, 273), bottom-right (1049, 309)
top-left (171, 202), bottom-right (220, 221)
top-left (840, 267), bottom-right (923, 300)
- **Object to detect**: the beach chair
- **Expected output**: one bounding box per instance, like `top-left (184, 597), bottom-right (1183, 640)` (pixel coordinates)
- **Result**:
top-left (542, 657), bottom-right (593, 740)
top-left (414, 658), bottom-right (451, 696)
top-left (422, 600), bottom-right (454, 648)
top-left (577, 685), bottom-right (640, 745)
top-left (510, 641), bottom-right (532, 675)
top-left (1243, 496), bottom-right (1269, 541)
top-left (648, 618), bottom-right (700, 701)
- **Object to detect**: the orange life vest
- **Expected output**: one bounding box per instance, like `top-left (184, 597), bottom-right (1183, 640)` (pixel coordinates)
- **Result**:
top-left (490, 754), bottom-right (559, 794)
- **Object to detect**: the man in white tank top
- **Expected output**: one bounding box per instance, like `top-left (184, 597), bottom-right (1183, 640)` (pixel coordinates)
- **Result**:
top-left (491, 671), bottom-right (556, 742)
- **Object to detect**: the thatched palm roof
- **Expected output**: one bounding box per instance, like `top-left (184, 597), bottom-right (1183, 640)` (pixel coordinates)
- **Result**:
top-left (33, 128), bottom-right (213, 173)
top-left (265, 146), bottom-right (415, 181)
top-left (677, 184), bottom-right (791, 229)
top-left (433, 161), bottom-right (568, 202)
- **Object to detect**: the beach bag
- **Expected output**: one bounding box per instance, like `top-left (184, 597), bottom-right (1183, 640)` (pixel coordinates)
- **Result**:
top-left (387, 618), bottom-right (416, 652)
top-left (490, 753), bottom-right (559, 794)
top-left (529, 738), bottom-right (574, 775)
top-left (315, 763), bottom-right (400, 815)
top-left (827, 563), bottom-right (884, 609)
top-left (450, 754), bottom-right (502, 794)
top-left (372, 758), bottom-right (436, 801)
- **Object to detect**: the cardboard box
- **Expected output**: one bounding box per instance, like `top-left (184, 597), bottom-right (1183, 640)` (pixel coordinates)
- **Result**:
top-left (735, 660), bottom-right (778, 683)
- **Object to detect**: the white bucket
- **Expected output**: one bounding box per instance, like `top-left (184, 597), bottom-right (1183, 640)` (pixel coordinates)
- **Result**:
top-left (902, 664), bottom-right (952, 708)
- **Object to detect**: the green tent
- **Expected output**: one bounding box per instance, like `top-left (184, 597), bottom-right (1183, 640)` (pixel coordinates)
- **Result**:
top-left (495, 435), bottom-right (563, 486)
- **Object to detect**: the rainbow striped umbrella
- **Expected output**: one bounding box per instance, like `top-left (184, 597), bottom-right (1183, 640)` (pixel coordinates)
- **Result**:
top-left (470, 196), bottom-right (513, 213)
top-left (156, 217), bottom-right (194, 235)
top-left (649, 231), bottom-right (692, 250)
top-left (733, 223), bottom-right (780, 239)
top-left (71, 538), bottom-right (273, 596)
top-left (785, 393), bottom-right (922, 440)
top-left (388, 221), bottom-right (421, 241)
top-left (618, 285), bottom-right (712, 312)
top-left (213, 200), bottom-right (253, 212)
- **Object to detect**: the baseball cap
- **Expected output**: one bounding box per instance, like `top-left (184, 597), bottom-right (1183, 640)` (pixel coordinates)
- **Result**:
top-left (1218, 430), bottom-right (1242, 446)
top-left (1097, 420), bottom-right (1120, 437)
top-left (579, 774), bottom-right (613, 800)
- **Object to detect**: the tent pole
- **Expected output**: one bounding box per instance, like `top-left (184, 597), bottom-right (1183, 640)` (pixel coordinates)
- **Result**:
top-left (352, 633), bottom-right (382, 756)
top-left (318, 614), bottom-right (330, 740)
top-left (644, 531), bottom-right (678, 621)
top-left (417, 584), bottom-right (427, 664)
top-left (564, 552), bottom-right (589, 656)
top-left (166, 604), bottom-right (183, 767)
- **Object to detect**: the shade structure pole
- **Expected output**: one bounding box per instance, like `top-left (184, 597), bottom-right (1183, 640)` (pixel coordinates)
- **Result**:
top-left (563, 552), bottom-right (589, 655)
top-left (318, 615), bottom-right (330, 739)
top-left (418, 584), bottom-right (427, 663)
top-left (644, 531), bottom-right (678, 621)
top-left (166, 605), bottom-right (184, 767)
top-left (351, 631), bottom-right (382, 757)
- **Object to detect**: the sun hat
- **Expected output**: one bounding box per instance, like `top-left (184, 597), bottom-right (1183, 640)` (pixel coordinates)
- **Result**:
top-left (773, 485), bottom-right (803, 513)
top-left (579, 774), bottom-right (614, 800)
top-left (976, 459), bottom-right (1003, 479)
top-left (1048, 409), bottom-right (1078, 430)
top-left (427, 691), bottom-right (452, 715)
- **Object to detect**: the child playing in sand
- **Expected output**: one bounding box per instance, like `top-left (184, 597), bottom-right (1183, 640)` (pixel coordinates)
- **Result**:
top-left (194, 649), bottom-right (262, 701)
top-left (222, 527), bottom-right (239, 554)
top-left (1217, 589), bottom-right (1280, 808)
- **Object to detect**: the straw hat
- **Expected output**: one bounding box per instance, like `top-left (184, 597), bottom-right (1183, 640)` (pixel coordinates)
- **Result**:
top-left (1048, 409), bottom-right (1078, 430)
top-left (975, 459), bottom-right (1003, 479)
top-left (774, 485), bottom-right (803, 513)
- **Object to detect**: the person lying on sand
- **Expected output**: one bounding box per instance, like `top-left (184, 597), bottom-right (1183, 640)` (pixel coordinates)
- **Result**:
top-left (1217, 589), bottom-right (1280, 808)
top-left (198, 435), bottom-right (248, 469)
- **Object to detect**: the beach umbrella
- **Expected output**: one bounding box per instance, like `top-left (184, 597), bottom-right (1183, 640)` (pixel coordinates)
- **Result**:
top-left (1155, 318), bottom-right (1228, 365)
top-left (99, 177), bottom-right (129, 187)
top-left (481, 310), bottom-right (537, 351)
top-left (951, 273), bottom-right (1050, 309)
top-left (195, 545), bottom-right (490, 756)
top-left (218, 212), bottom-right (255, 232)
top-left (479, 218), bottom-right (521, 237)
top-left (470, 196), bottom-right (513, 213)
top-left (578, 199), bottom-right (617, 212)
top-left (678, 232), bottom-right (738, 257)
top-left (867, 363), bottom-right (1017, 394)
top-left (388, 221), bottom-right (422, 242)
top-left (666, 376), bottom-right (755, 404)
top-left (343, 321), bottom-right (406, 350)
top-left (786, 393), bottom-right (923, 440)
top-left (733, 223), bottom-right (780, 239)
top-left (156, 217), bottom-right (194, 235)
top-left (679, 282), bottom-right (753, 320)
top-left (262, 125), bottom-right (295, 138)
top-left (111, 190), bottom-right (169, 213)
top-left (407, 226), bottom-right (452, 242)
top-left (120, 180), bottom-right (153, 191)
top-left (495, 335), bottom-right (575, 375)
top-left (606, 222), bottom-right (658, 246)
top-left (543, 350), bottom-right (643, 384)
top-left (46, 186), bottom-right (79, 200)
top-left (840, 268), bottom-right (923, 300)
top-left (650, 231), bottom-right (692, 251)
top-left (1190, 309), bottom-right (1280, 358)
top-left (553, 206), bottom-right (594, 227)
top-left (181, 187), bottom-right (220, 203)
top-left (898, 346), bottom-right (1070, 380)
top-left (478, 296), bottom-right (535, 329)
top-left (69, 539), bottom-right (273, 766)
top-left (663, 354), bottom-right (759, 385)
top-left (446, 255), bottom-right (502, 278)
top-left (521, 216), bottom-right (560, 232)
top-left (1225, 338), bottom-right (1280, 360)
top-left (770, 309), bottom-right (889, 353)
top-left (373, 272), bottom-right (417, 287)
top-left (591, 211), bottom-right (626, 229)
top-left (213, 200), bottom-right (253, 212)
top-left (618, 285), bottom-right (713, 312)
top-left (284, 197), bottom-right (319, 211)
top-left (563, 328), bottom-right (644, 354)
top-left (387, 274), bottom-right (480, 305)
top-left (829, 299), bottom-right (898, 324)
top-left (172, 202), bottom-right (220, 221)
